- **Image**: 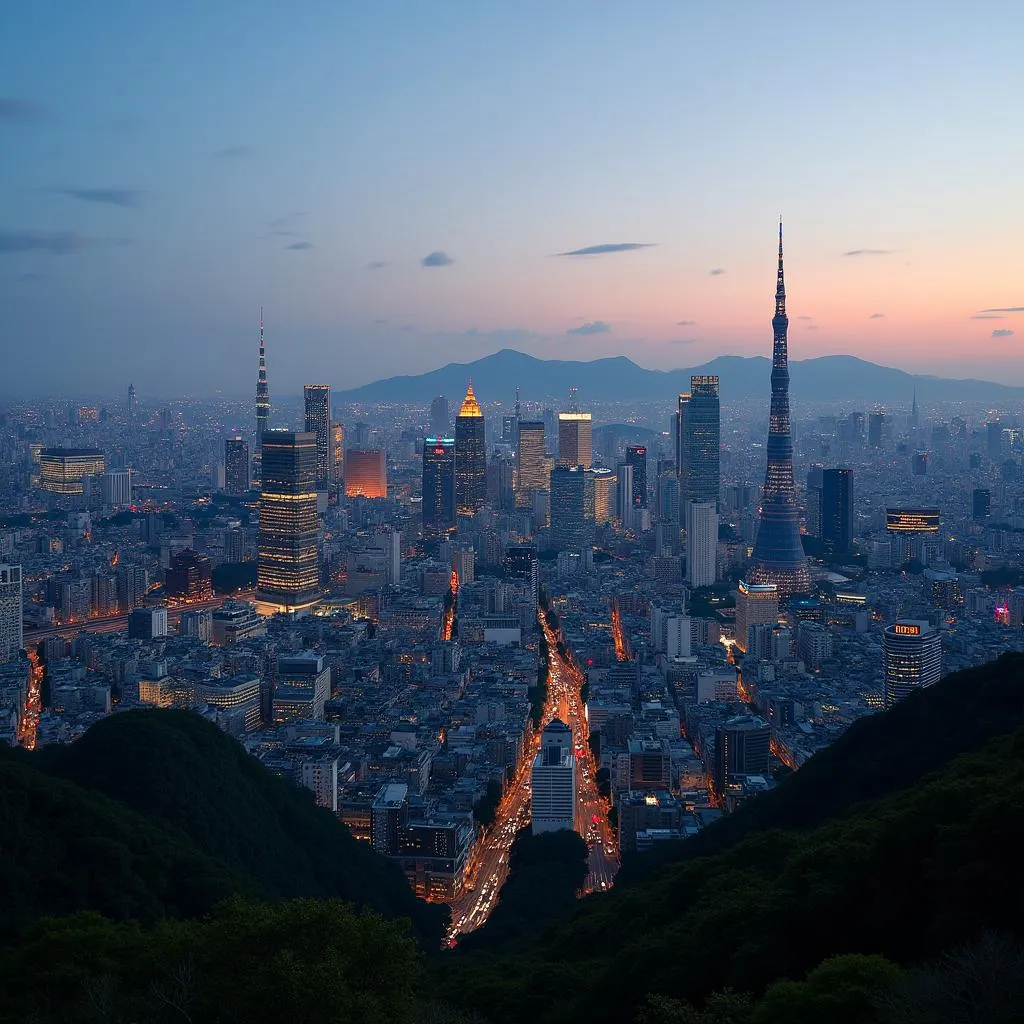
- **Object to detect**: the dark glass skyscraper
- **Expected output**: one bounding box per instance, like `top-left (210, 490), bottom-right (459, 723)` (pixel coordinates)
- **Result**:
top-left (303, 384), bottom-right (331, 487)
top-left (257, 431), bottom-right (321, 612)
top-left (821, 467), bottom-right (854, 553)
top-left (224, 435), bottom-right (250, 495)
top-left (455, 381), bottom-right (487, 517)
top-left (625, 445), bottom-right (648, 508)
top-left (255, 307), bottom-right (270, 451)
top-left (678, 375), bottom-right (720, 509)
top-left (549, 465), bottom-right (594, 551)
top-left (422, 436), bottom-right (456, 543)
top-left (748, 224), bottom-right (811, 597)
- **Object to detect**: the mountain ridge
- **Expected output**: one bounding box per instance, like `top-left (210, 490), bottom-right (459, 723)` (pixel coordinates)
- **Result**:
top-left (336, 348), bottom-right (1022, 404)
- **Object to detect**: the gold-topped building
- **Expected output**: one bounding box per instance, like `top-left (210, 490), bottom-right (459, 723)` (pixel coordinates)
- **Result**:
top-left (455, 380), bottom-right (487, 517)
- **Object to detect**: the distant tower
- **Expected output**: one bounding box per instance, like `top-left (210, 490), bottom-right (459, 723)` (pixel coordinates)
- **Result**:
top-left (748, 223), bottom-right (811, 598)
top-left (516, 420), bottom-right (547, 508)
top-left (422, 436), bottom-right (456, 544)
top-left (678, 376), bottom-right (720, 509)
top-left (127, 383), bottom-right (137, 421)
top-left (455, 380), bottom-right (487, 517)
top-left (626, 445), bottom-right (648, 509)
top-left (303, 385), bottom-right (331, 487)
top-left (557, 412), bottom-right (593, 469)
top-left (910, 386), bottom-right (919, 430)
top-left (225, 435), bottom-right (250, 495)
top-left (255, 307), bottom-right (270, 450)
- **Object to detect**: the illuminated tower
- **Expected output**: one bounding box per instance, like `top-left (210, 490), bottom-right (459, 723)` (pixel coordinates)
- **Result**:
top-left (303, 384), bottom-right (331, 487)
top-left (255, 307), bottom-right (270, 450)
top-left (516, 420), bottom-right (547, 508)
top-left (455, 380), bottom-right (487, 517)
top-left (883, 620), bottom-right (941, 707)
top-left (256, 431), bottom-right (321, 613)
top-left (558, 412), bottom-right (593, 469)
top-left (748, 223), bottom-right (811, 598)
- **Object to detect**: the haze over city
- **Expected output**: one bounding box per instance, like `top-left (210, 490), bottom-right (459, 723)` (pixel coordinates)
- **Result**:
top-left (3, 0), bottom-right (1024, 395)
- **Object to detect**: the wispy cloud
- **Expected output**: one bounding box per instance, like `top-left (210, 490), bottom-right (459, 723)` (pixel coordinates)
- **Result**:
top-left (213, 145), bottom-right (252, 159)
top-left (807, 325), bottom-right (819, 331)
top-left (669, 337), bottom-right (696, 346)
top-left (796, 315), bottom-right (813, 320)
top-left (0, 97), bottom-right (46, 122)
top-left (971, 314), bottom-right (1004, 320)
top-left (57, 188), bottom-right (143, 208)
top-left (0, 229), bottom-right (86, 254)
top-left (676, 319), bottom-right (696, 326)
top-left (992, 329), bottom-right (1015, 338)
top-left (286, 241), bottom-right (313, 251)
top-left (869, 312), bottom-right (886, 319)
top-left (978, 306), bottom-right (1024, 314)
top-left (842, 249), bottom-right (896, 257)
top-left (421, 250), bottom-right (454, 267)
top-left (708, 267), bottom-right (726, 276)
top-left (365, 260), bottom-right (388, 270)
top-left (566, 321), bottom-right (611, 336)
top-left (557, 242), bottom-right (655, 257)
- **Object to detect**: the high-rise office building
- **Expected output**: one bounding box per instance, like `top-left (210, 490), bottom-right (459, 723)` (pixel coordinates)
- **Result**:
top-left (330, 422), bottom-right (344, 488)
top-left (516, 420), bottom-right (547, 507)
top-left (912, 451), bottom-right (928, 476)
top-left (685, 499), bottom-right (717, 588)
top-left (430, 396), bottom-right (450, 437)
top-left (821, 468), bottom-right (854, 554)
top-left (455, 381), bottom-right (487, 517)
top-left (616, 463), bottom-right (633, 526)
top-left (101, 468), bottom-right (132, 507)
top-left (422, 437), bottom-right (456, 543)
top-left (805, 463), bottom-right (824, 538)
top-left (257, 431), bottom-right (322, 613)
top-left (345, 450), bottom-right (387, 498)
top-left (868, 411), bottom-right (885, 448)
top-left (165, 549), bottom-right (213, 601)
top-left (255, 307), bottom-right (270, 452)
top-left (558, 412), bottom-right (593, 470)
top-left (678, 376), bottom-right (720, 508)
top-left (0, 564), bottom-right (23, 663)
top-left (972, 488), bottom-right (991, 521)
top-left (625, 445), bottom-right (648, 508)
top-left (38, 448), bottom-right (105, 495)
top-left (531, 718), bottom-right (576, 834)
top-left (986, 420), bottom-right (1002, 459)
top-left (303, 384), bottom-right (331, 487)
top-left (549, 465), bottom-right (594, 552)
top-left (714, 716), bottom-right (771, 794)
top-left (590, 467), bottom-right (616, 525)
top-left (748, 224), bottom-right (811, 597)
top-left (225, 436), bottom-right (250, 495)
top-left (734, 580), bottom-right (779, 653)
top-left (883, 620), bottom-right (941, 707)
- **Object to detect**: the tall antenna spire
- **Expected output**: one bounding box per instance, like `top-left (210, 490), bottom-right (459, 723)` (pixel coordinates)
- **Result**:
top-left (775, 219), bottom-right (786, 320)
top-left (255, 306), bottom-right (270, 450)
top-left (514, 385), bottom-right (521, 422)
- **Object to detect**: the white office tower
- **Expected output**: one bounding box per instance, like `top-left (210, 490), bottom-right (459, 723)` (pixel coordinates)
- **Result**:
top-left (685, 499), bottom-right (718, 588)
top-left (884, 620), bottom-right (942, 707)
top-left (665, 615), bottom-right (691, 659)
top-left (531, 718), bottom-right (576, 834)
top-left (384, 529), bottom-right (402, 586)
top-left (0, 564), bottom-right (24, 663)
top-left (101, 468), bottom-right (133, 507)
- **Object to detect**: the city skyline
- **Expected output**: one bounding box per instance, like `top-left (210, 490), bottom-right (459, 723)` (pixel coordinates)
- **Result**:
top-left (3, 3), bottom-right (1024, 394)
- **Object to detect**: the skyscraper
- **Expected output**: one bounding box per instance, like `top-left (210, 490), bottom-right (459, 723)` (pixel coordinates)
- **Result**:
top-left (530, 718), bottom-right (576, 834)
top-left (685, 499), bottom-right (717, 587)
top-left (516, 420), bottom-right (547, 508)
top-left (256, 431), bottom-right (321, 613)
top-left (455, 381), bottom-right (487, 517)
top-left (345, 450), bottom-right (387, 498)
top-left (821, 467), bottom-right (854, 553)
top-left (678, 376), bottom-right (720, 508)
top-left (430, 396), bottom-right (449, 437)
top-left (549, 465), bottom-right (594, 551)
top-left (748, 224), bottom-right (811, 598)
top-left (422, 437), bottom-right (456, 543)
top-left (625, 445), bottom-right (648, 508)
top-left (0, 564), bottom-right (23, 663)
top-left (868, 412), bottom-right (885, 448)
top-left (127, 382), bottom-right (137, 421)
top-left (330, 422), bottom-right (344, 489)
top-left (255, 307), bottom-right (270, 451)
top-left (303, 385), bottom-right (331, 487)
top-left (558, 412), bottom-right (593, 469)
top-left (884, 620), bottom-right (941, 707)
top-left (616, 463), bottom-right (634, 526)
top-left (734, 581), bottom-right (779, 653)
top-left (225, 435), bottom-right (250, 495)
top-left (714, 715), bottom-right (771, 794)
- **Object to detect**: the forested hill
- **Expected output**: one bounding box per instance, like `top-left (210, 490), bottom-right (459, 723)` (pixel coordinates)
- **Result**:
top-left (0, 709), bottom-right (446, 946)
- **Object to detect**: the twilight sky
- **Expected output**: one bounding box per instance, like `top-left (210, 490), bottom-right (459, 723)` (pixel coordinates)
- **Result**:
top-left (2, 0), bottom-right (1024, 396)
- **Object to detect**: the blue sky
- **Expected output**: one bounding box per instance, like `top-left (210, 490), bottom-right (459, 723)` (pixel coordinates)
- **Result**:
top-left (3, 1), bottom-right (1024, 396)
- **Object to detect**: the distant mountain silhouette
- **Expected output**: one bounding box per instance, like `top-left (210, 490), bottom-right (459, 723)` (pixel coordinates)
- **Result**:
top-left (337, 348), bottom-right (1023, 405)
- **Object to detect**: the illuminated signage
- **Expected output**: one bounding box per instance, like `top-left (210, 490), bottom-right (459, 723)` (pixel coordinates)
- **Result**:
top-left (893, 623), bottom-right (922, 636)
top-left (886, 507), bottom-right (940, 533)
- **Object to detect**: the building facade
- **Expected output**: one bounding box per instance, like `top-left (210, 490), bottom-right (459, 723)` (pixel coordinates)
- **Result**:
top-left (455, 382), bottom-right (487, 517)
top-left (678, 376), bottom-right (720, 508)
top-left (303, 384), bottom-right (332, 487)
top-left (422, 436), bottom-right (456, 543)
top-left (557, 412), bottom-right (593, 469)
top-left (225, 436), bottom-right (250, 495)
top-left (531, 718), bottom-right (576, 834)
top-left (883, 620), bottom-right (942, 707)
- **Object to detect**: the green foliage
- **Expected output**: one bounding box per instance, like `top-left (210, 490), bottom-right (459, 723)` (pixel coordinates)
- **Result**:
top-left (457, 828), bottom-right (589, 952)
top-left (0, 897), bottom-right (424, 1024)
top-left (1, 710), bottom-right (445, 946)
top-left (473, 778), bottom-right (502, 828)
top-left (751, 954), bottom-right (901, 1024)
top-left (638, 990), bottom-right (754, 1024)
top-left (211, 559), bottom-right (257, 592)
